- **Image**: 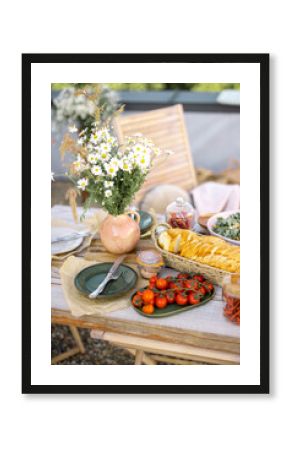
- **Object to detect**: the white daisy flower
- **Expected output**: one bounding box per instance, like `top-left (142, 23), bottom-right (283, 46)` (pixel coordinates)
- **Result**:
top-left (87, 152), bottom-right (99, 164)
top-left (100, 128), bottom-right (111, 140)
top-left (77, 137), bottom-right (85, 146)
top-left (104, 180), bottom-right (114, 188)
top-left (90, 130), bottom-right (102, 145)
top-left (100, 142), bottom-right (112, 153)
top-left (127, 151), bottom-right (135, 162)
top-left (98, 149), bottom-right (110, 162)
top-left (86, 143), bottom-right (94, 152)
top-left (142, 146), bottom-right (151, 155)
top-left (90, 136), bottom-right (98, 145)
top-left (73, 154), bottom-right (86, 173)
top-left (136, 154), bottom-right (150, 170)
top-left (105, 163), bottom-right (118, 177)
top-left (119, 159), bottom-right (132, 172)
top-left (109, 157), bottom-right (119, 167)
top-left (105, 189), bottom-right (112, 198)
top-left (106, 136), bottom-right (117, 146)
top-left (68, 124), bottom-right (78, 133)
top-left (91, 165), bottom-right (103, 176)
top-left (132, 144), bottom-right (144, 155)
top-left (77, 177), bottom-right (88, 191)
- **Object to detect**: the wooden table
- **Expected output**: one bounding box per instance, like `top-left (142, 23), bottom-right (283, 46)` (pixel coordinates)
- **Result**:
top-left (51, 206), bottom-right (240, 365)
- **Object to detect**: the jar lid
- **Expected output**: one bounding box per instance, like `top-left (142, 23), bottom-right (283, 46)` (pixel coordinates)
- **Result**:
top-left (176, 197), bottom-right (185, 206)
top-left (166, 196), bottom-right (194, 210)
top-left (136, 250), bottom-right (164, 268)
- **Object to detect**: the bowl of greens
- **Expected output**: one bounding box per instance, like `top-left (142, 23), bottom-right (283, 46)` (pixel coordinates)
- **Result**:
top-left (207, 210), bottom-right (240, 246)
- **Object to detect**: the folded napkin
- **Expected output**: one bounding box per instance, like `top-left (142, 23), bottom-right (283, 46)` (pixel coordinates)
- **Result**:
top-left (51, 218), bottom-right (93, 261)
top-left (59, 255), bottom-right (147, 317)
top-left (192, 182), bottom-right (240, 216)
top-left (51, 208), bottom-right (108, 261)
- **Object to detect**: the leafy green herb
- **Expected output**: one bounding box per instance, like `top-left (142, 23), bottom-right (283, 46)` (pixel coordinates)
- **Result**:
top-left (213, 212), bottom-right (240, 241)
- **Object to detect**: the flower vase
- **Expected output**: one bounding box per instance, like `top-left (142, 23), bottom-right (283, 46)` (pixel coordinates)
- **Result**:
top-left (99, 211), bottom-right (141, 254)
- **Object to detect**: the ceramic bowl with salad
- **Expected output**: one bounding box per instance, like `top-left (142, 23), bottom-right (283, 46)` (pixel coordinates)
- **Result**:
top-left (207, 210), bottom-right (240, 246)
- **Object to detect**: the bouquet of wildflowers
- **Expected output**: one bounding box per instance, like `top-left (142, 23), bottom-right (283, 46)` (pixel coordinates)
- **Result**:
top-left (61, 124), bottom-right (169, 217)
top-left (52, 84), bottom-right (120, 131)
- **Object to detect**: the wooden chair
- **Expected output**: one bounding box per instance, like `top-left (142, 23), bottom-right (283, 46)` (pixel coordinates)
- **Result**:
top-left (113, 104), bottom-right (197, 205)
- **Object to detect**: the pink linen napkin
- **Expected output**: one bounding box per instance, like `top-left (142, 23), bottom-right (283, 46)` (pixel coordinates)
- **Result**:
top-left (192, 182), bottom-right (240, 216)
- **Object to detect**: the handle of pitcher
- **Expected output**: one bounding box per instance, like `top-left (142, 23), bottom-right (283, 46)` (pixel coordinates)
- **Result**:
top-left (126, 210), bottom-right (141, 224)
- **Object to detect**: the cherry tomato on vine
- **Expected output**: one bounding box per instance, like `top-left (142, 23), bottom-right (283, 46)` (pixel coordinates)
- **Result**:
top-left (155, 278), bottom-right (168, 290)
top-left (204, 282), bottom-right (214, 292)
top-left (149, 275), bottom-right (157, 287)
top-left (155, 295), bottom-right (168, 309)
top-left (132, 294), bottom-right (143, 309)
top-left (188, 292), bottom-right (201, 305)
top-left (142, 304), bottom-right (155, 314)
top-left (198, 286), bottom-right (207, 297)
top-left (142, 289), bottom-right (155, 305)
top-left (177, 273), bottom-right (189, 279)
top-left (166, 292), bottom-right (175, 304)
top-left (183, 280), bottom-right (194, 289)
top-left (193, 274), bottom-right (205, 282)
top-left (175, 293), bottom-right (188, 306)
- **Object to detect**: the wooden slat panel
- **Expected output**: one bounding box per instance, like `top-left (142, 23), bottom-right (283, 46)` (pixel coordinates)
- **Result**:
top-left (113, 104), bottom-right (197, 205)
top-left (52, 308), bottom-right (240, 354)
top-left (90, 330), bottom-right (240, 365)
top-left (118, 109), bottom-right (181, 126)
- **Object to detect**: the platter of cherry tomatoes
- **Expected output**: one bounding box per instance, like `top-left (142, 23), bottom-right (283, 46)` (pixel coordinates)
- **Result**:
top-left (131, 273), bottom-right (215, 318)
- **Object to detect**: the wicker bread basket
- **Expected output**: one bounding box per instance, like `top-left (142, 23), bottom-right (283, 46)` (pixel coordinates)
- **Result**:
top-left (151, 223), bottom-right (234, 287)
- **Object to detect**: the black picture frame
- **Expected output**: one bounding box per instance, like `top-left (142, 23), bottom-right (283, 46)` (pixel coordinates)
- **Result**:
top-left (22, 53), bottom-right (269, 394)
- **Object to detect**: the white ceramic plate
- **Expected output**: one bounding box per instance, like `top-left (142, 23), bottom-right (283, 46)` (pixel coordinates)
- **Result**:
top-left (207, 210), bottom-right (240, 246)
top-left (51, 227), bottom-right (84, 255)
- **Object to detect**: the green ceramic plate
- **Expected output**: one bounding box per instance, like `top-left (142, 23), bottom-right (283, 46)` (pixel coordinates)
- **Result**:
top-left (131, 287), bottom-right (215, 318)
top-left (74, 263), bottom-right (138, 299)
top-left (138, 210), bottom-right (153, 233)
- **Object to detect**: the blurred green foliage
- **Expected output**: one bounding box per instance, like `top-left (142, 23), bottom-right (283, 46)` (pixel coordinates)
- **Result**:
top-left (52, 83), bottom-right (239, 92)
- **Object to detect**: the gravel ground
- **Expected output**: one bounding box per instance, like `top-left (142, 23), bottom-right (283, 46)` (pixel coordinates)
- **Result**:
top-left (51, 325), bottom-right (135, 365)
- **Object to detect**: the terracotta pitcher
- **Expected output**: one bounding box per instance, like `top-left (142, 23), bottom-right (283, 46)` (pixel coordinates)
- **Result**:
top-left (99, 210), bottom-right (141, 254)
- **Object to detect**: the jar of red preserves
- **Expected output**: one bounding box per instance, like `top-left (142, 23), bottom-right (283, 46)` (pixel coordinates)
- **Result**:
top-left (166, 197), bottom-right (195, 230)
top-left (222, 274), bottom-right (240, 325)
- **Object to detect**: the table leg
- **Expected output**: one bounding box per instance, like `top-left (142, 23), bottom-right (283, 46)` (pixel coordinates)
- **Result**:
top-left (51, 324), bottom-right (85, 364)
top-left (135, 350), bottom-right (144, 365)
top-left (69, 325), bottom-right (85, 354)
top-left (126, 348), bottom-right (157, 365)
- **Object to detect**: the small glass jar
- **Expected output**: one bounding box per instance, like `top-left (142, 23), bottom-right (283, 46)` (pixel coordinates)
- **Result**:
top-left (166, 197), bottom-right (195, 230)
top-left (222, 274), bottom-right (240, 325)
top-left (136, 250), bottom-right (164, 279)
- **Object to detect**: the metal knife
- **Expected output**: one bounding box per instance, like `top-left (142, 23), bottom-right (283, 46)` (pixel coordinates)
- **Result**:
top-left (89, 255), bottom-right (126, 299)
